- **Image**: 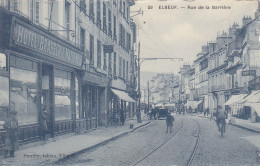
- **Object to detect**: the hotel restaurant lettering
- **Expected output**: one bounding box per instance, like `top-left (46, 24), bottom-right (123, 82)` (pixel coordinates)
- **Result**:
top-left (12, 21), bottom-right (82, 67)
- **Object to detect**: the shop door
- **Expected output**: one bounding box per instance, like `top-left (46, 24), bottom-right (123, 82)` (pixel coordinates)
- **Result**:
top-left (41, 64), bottom-right (54, 138)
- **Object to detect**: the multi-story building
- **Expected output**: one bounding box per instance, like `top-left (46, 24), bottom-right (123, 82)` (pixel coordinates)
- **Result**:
top-left (178, 65), bottom-right (190, 104)
top-left (193, 46), bottom-right (209, 111)
top-left (0, 0), bottom-right (137, 154)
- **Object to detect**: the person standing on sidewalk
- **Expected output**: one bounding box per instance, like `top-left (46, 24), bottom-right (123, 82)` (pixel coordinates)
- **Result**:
top-left (166, 112), bottom-right (174, 133)
top-left (3, 109), bottom-right (19, 158)
top-left (42, 105), bottom-right (48, 141)
top-left (120, 110), bottom-right (125, 126)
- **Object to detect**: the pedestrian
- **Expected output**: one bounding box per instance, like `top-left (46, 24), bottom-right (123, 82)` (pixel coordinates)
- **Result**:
top-left (166, 112), bottom-right (174, 133)
top-left (120, 110), bottom-right (125, 126)
top-left (3, 109), bottom-right (19, 158)
top-left (42, 105), bottom-right (48, 140)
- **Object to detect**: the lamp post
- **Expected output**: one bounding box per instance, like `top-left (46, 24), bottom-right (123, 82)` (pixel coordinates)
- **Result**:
top-left (136, 48), bottom-right (183, 123)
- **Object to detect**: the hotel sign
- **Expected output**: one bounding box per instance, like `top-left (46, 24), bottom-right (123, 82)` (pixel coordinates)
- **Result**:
top-left (11, 19), bottom-right (83, 68)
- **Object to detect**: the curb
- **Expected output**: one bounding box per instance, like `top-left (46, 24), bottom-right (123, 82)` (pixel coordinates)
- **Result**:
top-left (54, 121), bottom-right (151, 165)
top-left (228, 123), bottom-right (260, 134)
top-left (194, 115), bottom-right (260, 133)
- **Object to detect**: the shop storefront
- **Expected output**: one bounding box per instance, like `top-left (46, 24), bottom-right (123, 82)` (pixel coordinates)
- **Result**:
top-left (108, 79), bottom-right (136, 126)
top-left (0, 8), bottom-right (84, 152)
top-left (80, 71), bottom-right (108, 130)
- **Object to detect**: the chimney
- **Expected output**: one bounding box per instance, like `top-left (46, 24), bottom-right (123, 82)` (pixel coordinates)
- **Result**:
top-left (202, 45), bottom-right (209, 52)
top-left (208, 42), bottom-right (216, 55)
top-left (242, 16), bottom-right (252, 27)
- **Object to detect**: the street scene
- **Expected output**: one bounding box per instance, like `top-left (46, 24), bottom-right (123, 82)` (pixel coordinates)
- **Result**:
top-left (0, 0), bottom-right (260, 165)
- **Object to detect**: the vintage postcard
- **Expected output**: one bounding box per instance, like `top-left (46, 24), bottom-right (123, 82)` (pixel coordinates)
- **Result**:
top-left (0, 0), bottom-right (260, 165)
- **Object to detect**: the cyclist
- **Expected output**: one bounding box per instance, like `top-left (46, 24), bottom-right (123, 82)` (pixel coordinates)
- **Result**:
top-left (215, 105), bottom-right (227, 132)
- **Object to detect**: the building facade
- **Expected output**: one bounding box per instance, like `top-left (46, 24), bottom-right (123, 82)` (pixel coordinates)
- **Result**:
top-left (0, 0), bottom-right (137, 155)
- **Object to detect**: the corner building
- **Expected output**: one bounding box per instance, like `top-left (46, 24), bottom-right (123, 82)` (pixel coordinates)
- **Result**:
top-left (0, 0), bottom-right (137, 155)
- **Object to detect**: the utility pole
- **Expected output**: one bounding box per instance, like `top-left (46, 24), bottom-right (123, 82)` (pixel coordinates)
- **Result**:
top-left (148, 81), bottom-right (150, 112)
top-left (137, 41), bottom-right (142, 123)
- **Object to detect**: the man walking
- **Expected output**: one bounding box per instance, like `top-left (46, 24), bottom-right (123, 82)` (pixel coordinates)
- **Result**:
top-left (166, 112), bottom-right (174, 133)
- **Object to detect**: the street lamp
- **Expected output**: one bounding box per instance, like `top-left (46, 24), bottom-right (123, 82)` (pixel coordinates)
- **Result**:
top-left (136, 44), bottom-right (183, 123)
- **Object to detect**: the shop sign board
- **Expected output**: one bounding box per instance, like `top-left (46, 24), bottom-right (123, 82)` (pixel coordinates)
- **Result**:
top-left (242, 70), bottom-right (256, 76)
top-left (11, 18), bottom-right (83, 68)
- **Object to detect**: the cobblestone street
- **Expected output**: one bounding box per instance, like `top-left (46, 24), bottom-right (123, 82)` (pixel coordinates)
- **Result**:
top-left (62, 116), bottom-right (260, 166)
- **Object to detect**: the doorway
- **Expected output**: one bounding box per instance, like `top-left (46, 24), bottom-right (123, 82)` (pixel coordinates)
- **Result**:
top-left (41, 63), bottom-right (54, 138)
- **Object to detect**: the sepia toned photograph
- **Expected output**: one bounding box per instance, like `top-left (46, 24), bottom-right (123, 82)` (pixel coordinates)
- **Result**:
top-left (0, 0), bottom-right (260, 165)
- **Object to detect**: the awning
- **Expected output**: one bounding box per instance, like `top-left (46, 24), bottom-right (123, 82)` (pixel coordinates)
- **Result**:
top-left (225, 94), bottom-right (247, 106)
top-left (239, 90), bottom-right (260, 104)
top-left (245, 103), bottom-right (260, 115)
top-left (111, 89), bottom-right (136, 102)
top-left (191, 100), bottom-right (203, 109)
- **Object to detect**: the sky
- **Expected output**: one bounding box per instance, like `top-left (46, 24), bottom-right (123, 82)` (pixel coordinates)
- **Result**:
top-left (132, 0), bottom-right (258, 74)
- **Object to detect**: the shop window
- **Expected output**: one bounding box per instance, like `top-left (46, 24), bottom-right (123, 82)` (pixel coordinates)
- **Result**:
top-left (0, 53), bottom-right (9, 128)
top-left (10, 56), bottom-right (38, 125)
top-left (75, 77), bottom-right (79, 119)
top-left (0, 53), bottom-right (7, 71)
top-left (54, 69), bottom-right (71, 121)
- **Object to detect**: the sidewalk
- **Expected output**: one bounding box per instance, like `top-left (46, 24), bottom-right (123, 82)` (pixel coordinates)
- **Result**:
top-left (195, 113), bottom-right (260, 133)
top-left (0, 119), bottom-right (151, 166)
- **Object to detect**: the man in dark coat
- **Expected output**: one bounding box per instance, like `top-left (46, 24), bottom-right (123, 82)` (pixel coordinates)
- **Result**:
top-left (166, 113), bottom-right (174, 133)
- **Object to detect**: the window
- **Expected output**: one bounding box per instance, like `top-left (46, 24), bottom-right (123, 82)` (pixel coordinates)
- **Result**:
top-left (97, 40), bottom-right (101, 68)
top-left (96, 0), bottom-right (101, 28)
top-left (0, 53), bottom-right (9, 110)
top-left (113, 52), bottom-right (117, 75)
top-left (90, 34), bottom-right (94, 65)
top-left (103, 51), bottom-right (107, 70)
top-left (103, 2), bottom-right (107, 33)
top-left (113, 15), bottom-right (117, 41)
top-left (119, 24), bottom-right (122, 46)
top-left (123, 1), bottom-right (126, 18)
top-left (119, 57), bottom-right (122, 77)
top-left (89, 0), bottom-right (94, 20)
top-left (126, 61), bottom-right (128, 81)
top-left (108, 53), bottom-right (112, 74)
top-left (123, 60), bottom-right (125, 79)
top-left (54, 69), bottom-right (72, 121)
top-left (0, 53), bottom-right (7, 71)
top-left (80, 0), bottom-right (86, 14)
top-left (127, 7), bottom-right (129, 22)
top-left (119, 0), bottom-right (122, 13)
top-left (10, 56), bottom-right (38, 125)
top-left (65, 1), bottom-right (70, 40)
top-left (108, 9), bottom-right (112, 37)
top-left (30, 0), bottom-right (34, 21)
top-left (35, 1), bottom-right (40, 23)
top-left (80, 28), bottom-right (85, 51)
